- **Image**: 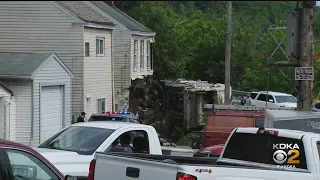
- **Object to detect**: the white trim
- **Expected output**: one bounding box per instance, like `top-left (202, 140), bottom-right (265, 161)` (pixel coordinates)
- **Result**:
top-left (133, 40), bottom-right (138, 72)
top-left (131, 31), bottom-right (156, 37)
top-left (86, 23), bottom-right (115, 30)
top-left (96, 37), bottom-right (105, 57)
top-left (140, 40), bottom-right (144, 71)
top-left (31, 53), bottom-right (74, 79)
top-left (49, 1), bottom-right (86, 23)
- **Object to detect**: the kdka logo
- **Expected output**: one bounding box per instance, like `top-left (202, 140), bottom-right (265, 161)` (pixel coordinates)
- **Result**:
top-left (272, 143), bottom-right (300, 168)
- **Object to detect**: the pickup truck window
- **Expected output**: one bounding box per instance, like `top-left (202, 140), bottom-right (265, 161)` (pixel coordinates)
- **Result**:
top-left (109, 130), bottom-right (150, 154)
top-left (223, 132), bottom-right (307, 169)
top-left (250, 93), bottom-right (258, 99)
top-left (5, 149), bottom-right (59, 180)
top-left (38, 126), bottom-right (115, 155)
top-left (257, 94), bottom-right (266, 101)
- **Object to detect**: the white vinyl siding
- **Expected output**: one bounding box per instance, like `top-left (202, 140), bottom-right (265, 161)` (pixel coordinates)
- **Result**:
top-left (131, 36), bottom-right (154, 80)
top-left (112, 29), bottom-right (131, 110)
top-left (84, 27), bottom-right (112, 114)
top-left (0, 79), bottom-right (32, 145)
top-left (33, 58), bottom-right (72, 146)
top-left (140, 40), bottom-right (144, 70)
top-left (96, 37), bottom-right (105, 56)
top-left (0, 1), bottom-right (84, 118)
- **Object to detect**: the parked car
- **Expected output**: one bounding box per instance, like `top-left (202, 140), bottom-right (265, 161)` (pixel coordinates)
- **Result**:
top-left (0, 139), bottom-right (76, 180)
top-left (35, 121), bottom-right (164, 179)
top-left (250, 91), bottom-right (297, 108)
top-left (92, 127), bottom-right (318, 180)
top-left (88, 111), bottom-right (141, 124)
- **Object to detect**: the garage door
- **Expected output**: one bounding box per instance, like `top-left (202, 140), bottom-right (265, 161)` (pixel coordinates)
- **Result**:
top-left (40, 86), bottom-right (63, 143)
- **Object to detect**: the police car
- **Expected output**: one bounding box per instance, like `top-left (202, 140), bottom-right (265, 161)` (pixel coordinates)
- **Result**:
top-left (88, 111), bottom-right (141, 124)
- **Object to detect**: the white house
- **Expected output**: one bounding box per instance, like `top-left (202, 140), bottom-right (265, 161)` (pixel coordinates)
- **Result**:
top-left (0, 1), bottom-right (116, 122)
top-left (88, 1), bottom-right (156, 110)
top-left (0, 52), bottom-right (73, 146)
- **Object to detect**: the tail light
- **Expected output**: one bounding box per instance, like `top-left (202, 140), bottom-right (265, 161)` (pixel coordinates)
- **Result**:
top-left (88, 159), bottom-right (96, 180)
top-left (176, 172), bottom-right (197, 180)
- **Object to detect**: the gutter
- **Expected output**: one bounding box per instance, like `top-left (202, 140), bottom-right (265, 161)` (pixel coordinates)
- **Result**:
top-left (111, 30), bottom-right (115, 111)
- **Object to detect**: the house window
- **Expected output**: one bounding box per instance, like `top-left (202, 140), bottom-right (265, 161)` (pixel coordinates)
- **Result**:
top-left (97, 98), bottom-right (106, 114)
top-left (147, 41), bottom-right (151, 70)
top-left (133, 40), bottom-right (138, 71)
top-left (85, 42), bottom-right (90, 57)
top-left (150, 43), bottom-right (153, 70)
top-left (140, 40), bottom-right (144, 70)
top-left (96, 37), bottom-right (105, 56)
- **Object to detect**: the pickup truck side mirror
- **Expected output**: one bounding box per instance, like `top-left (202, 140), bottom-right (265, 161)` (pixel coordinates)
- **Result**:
top-left (268, 99), bottom-right (274, 103)
top-left (65, 175), bottom-right (77, 180)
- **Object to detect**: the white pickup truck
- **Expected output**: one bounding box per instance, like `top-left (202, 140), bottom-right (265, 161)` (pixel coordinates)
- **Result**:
top-left (35, 121), bottom-right (163, 180)
top-left (35, 121), bottom-right (193, 180)
top-left (91, 127), bottom-right (320, 180)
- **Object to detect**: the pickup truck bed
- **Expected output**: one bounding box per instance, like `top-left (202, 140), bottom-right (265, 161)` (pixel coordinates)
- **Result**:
top-left (92, 127), bottom-right (320, 180)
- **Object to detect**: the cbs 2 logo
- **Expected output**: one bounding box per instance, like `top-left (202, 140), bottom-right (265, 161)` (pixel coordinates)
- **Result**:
top-left (273, 149), bottom-right (300, 164)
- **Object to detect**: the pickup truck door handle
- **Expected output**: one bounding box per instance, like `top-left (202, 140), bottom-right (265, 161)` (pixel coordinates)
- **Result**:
top-left (126, 167), bottom-right (140, 178)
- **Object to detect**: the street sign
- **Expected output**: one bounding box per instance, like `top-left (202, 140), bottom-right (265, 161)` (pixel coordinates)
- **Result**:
top-left (295, 67), bottom-right (314, 80)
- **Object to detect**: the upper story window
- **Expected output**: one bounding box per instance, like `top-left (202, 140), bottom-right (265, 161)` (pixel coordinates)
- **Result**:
top-left (147, 41), bottom-right (151, 70)
top-left (85, 42), bottom-right (90, 57)
top-left (133, 40), bottom-right (138, 71)
top-left (96, 37), bottom-right (105, 56)
top-left (140, 40), bottom-right (144, 70)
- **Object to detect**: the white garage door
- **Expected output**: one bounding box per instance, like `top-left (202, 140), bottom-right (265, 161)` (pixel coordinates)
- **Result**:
top-left (40, 86), bottom-right (63, 143)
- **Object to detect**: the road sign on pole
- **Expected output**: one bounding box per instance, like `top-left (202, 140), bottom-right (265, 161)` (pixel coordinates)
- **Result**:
top-left (295, 67), bottom-right (314, 80)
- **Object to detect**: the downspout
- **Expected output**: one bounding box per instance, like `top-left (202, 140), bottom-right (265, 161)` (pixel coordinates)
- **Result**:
top-left (111, 29), bottom-right (115, 111)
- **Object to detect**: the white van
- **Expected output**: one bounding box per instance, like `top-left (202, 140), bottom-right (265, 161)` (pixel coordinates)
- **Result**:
top-left (250, 91), bottom-right (297, 108)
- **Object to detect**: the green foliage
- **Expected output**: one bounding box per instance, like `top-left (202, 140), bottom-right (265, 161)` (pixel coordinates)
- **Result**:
top-left (116, 1), bottom-right (320, 94)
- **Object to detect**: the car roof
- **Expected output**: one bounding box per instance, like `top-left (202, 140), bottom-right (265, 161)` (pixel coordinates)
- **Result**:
top-left (0, 139), bottom-right (34, 150)
top-left (71, 121), bottom-right (149, 130)
top-left (254, 91), bottom-right (293, 96)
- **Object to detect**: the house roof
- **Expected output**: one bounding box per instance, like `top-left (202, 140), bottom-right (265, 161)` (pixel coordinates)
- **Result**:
top-left (0, 81), bottom-right (13, 95)
top-left (57, 1), bottom-right (114, 26)
top-left (0, 52), bottom-right (73, 79)
top-left (90, 1), bottom-right (153, 33)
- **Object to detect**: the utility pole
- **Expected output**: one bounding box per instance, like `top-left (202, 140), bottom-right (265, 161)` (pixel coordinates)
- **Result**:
top-left (224, 1), bottom-right (232, 105)
top-left (297, 1), bottom-right (316, 111)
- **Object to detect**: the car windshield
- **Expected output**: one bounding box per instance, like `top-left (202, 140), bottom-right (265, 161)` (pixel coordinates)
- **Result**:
top-left (274, 95), bottom-right (297, 103)
top-left (38, 126), bottom-right (115, 155)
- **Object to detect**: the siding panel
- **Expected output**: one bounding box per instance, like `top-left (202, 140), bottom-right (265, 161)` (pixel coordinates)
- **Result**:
top-left (113, 29), bottom-right (131, 110)
top-left (32, 58), bottom-right (72, 146)
top-left (83, 27), bottom-right (112, 117)
top-left (0, 1), bottom-right (83, 118)
top-left (0, 79), bottom-right (32, 145)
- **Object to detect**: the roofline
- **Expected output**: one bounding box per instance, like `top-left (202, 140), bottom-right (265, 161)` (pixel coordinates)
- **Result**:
top-left (85, 1), bottom-right (128, 30)
top-left (0, 81), bottom-right (14, 95)
top-left (0, 75), bottom-right (31, 79)
top-left (113, 6), bottom-right (153, 32)
top-left (131, 31), bottom-right (156, 37)
top-left (31, 53), bottom-right (74, 79)
top-left (85, 23), bottom-right (115, 30)
top-left (50, 1), bottom-right (86, 24)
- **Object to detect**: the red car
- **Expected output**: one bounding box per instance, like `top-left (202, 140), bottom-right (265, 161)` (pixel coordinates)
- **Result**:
top-left (0, 139), bottom-right (76, 180)
top-left (194, 144), bottom-right (224, 157)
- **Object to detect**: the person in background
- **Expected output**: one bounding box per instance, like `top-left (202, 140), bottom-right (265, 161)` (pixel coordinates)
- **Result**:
top-left (76, 112), bottom-right (86, 123)
top-left (245, 94), bottom-right (252, 106)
